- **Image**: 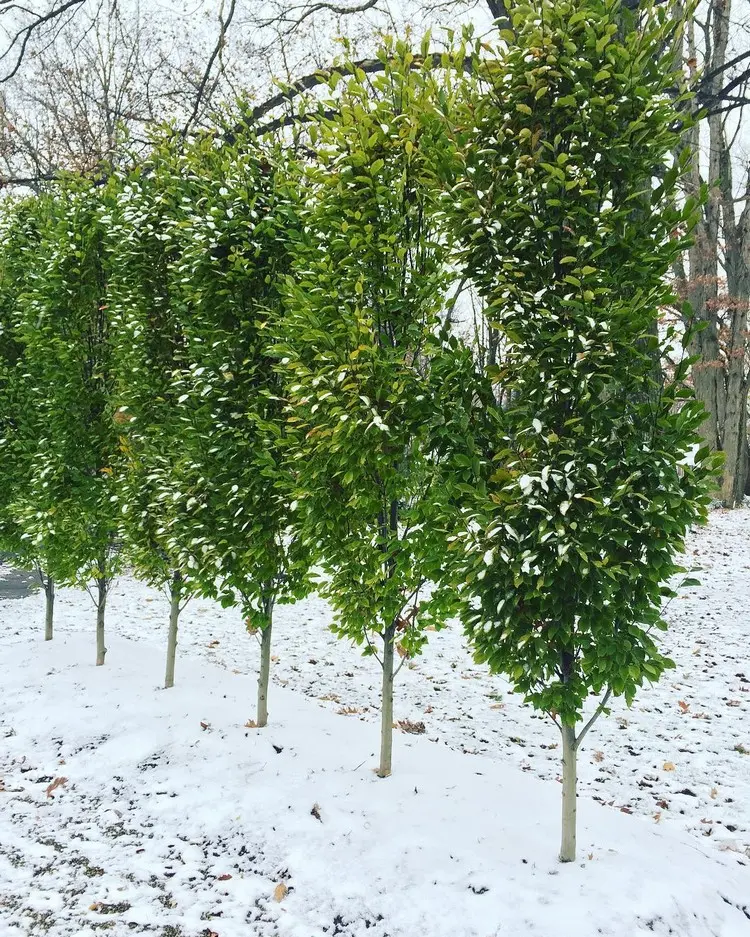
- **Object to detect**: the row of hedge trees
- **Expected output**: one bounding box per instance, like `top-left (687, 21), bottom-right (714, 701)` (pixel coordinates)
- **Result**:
top-left (0, 0), bottom-right (715, 862)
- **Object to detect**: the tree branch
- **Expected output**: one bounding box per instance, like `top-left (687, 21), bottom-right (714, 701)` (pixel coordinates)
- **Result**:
top-left (0, 0), bottom-right (87, 82)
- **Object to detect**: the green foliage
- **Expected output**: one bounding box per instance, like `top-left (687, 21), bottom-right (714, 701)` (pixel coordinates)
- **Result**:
top-left (446, 0), bottom-right (718, 726)
top-left (274, 41), bottom-right (480, 659)
top-left (108, 127), bottom-right (309, 623)
top-left (3, 181), bottom-right (122, 588)
top-left (0, 197), bottom-right (44, 566)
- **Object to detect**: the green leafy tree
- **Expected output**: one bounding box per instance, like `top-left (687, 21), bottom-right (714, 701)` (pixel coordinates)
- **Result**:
top-left (110, 127), bottom-right (309, 714)
top-left (14, 180), bottom-right (122, 665)
top-left (446, 0), bottom-right (716, 860)
top-left (106, 151), bottom-right (199, 689)
top-left (275, 43), bottom-right (479, 777)
top-left (0, 196), bottom-right (59, 639)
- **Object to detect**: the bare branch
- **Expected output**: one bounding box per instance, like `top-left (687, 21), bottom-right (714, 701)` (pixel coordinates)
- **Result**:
top-left (0, 0), bottom-right (86, 82)
top-left (181, 0), bottom-right (237, 137)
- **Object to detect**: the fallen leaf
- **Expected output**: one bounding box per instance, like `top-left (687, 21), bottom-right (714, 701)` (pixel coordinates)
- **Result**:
top-left (678, 700), bottom-right (690, 713)
top-left (244, 720), bottom-right (257, 729)
top-left (310, 803), bottom-right (322, 822)
top-left (200, 722), bottom-right (210, 731)
top-left (593, 751), bottom-right (604, 763)
top-left (663, 762), bottom-right (675, 772)
top-left (274, 883), bottom-right (288, 902)
top-left (45, 776), bottom-right (67, 798)
top-left (396, 719), bottom-right (426, 735)
top-left (710, 787), bottom-right (718, 799)
top-left (217, 873), bottom-right (232, 881)
top-left (207, 640), bottom-right (220, 648)
top-left (653, 811), bottom-right (662, 823)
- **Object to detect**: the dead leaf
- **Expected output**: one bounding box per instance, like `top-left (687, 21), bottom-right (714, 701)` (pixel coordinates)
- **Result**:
top-left (337, 706), bottom-right (361, 715)
top-left (244, 720), bottom-right (257, 729)
top-left (653, 811), bottom-right (662, 823)
top-left (396, 643), bottom-right (409, 659)
top-left (593, 751), bottom-right (604, 763)
top-left (710, 787), bottom-right (718, 799)
top-left (310, 803), bottom-right (322, 822)
top-left (200, 722), bottom-right (211, 731)
top-left (619, 806), bottom-right (633, 814)
top-left (89, 902), bottom-right (100, 912)
top-left (396, 719), bottom-right (426, 735)
top-left (274, 883), bottom-right (288, 902)
top-left (45, 776), bottom-right (67, 798)
top-left (217, 873), bottom-right (232, 881)
top-left (678, 700), bottom-right (690, 713)
top-left (207, 640), bottom-right (220, 648)
top-left (663, 762), bottom-right (676, 772)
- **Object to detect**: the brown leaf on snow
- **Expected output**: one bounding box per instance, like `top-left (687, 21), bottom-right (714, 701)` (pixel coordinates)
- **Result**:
top-left (244, 720), bottom-right (257, 729)
top-left (338, 706), bottom-right (362, 715)
top-left (200, 722), bottom-right (211, 731)
top-left (45, 776), bottom-right (67, 798)
top-left (678, 700), bottom-right (690, 713)
top-left (396, 719), bottom-right (426, 735)
top-left (216, 873), bottom-right (232, 881)
top-left (592, 751), bottom-right (604, 763)
top-left (274, 883), bottom-right (288, 902)
top-left (663, 762), bottom-right (676, 772)
top-left (207, 640), bottom-right (220, 648)
top-left (710, 787), bottom-right (718, 799)
top-left (310, 803), bottom-right (322, 822)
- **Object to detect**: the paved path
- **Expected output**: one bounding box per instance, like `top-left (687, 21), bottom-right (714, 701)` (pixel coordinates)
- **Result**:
top-left (0, 557), bottom-right (39, 599)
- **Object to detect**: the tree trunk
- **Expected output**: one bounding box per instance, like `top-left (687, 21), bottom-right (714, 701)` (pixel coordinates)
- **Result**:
top-left (560, 722), bottom-right (578, 863)
top-left (43, 574), bottom-right (54, 641)
top-left (377, 620), bottom-right (396, 778)
top-left (164, 571), bottom-right (181, 689)
top-left (256, 596), bottom-right (274, 728)
top-left (96, 567), bottom-right (107, 666)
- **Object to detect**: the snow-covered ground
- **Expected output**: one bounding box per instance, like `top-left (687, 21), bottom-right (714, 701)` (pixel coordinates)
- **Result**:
top-left (1, 508), bottom-right (749, 936)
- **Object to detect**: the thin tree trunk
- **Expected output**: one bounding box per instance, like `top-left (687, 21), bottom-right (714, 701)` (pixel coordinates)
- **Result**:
top-left (96, 562), bottom-right (107, 666)
top-left (377, 620), bottom-right (396, 778)
top-left (560, 722), bottom-right (578, 863)
top-left (43, 574), bottom-right (54, 641)
top-left (164, 570), bottom-right (181, 689)
top-left (256, 596), bottom-right (274, 728)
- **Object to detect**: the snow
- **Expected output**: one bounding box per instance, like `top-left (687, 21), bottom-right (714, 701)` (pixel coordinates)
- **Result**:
top-left (1, 508), bottom-right (750, 936)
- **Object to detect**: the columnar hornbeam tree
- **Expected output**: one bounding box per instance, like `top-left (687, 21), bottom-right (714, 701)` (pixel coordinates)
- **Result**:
top-left (168, 130), bottom-right (311, 725)
top-left (446, 0), bottom-right (716, 861)
top-left (14, 181), bottom-right (122, 665)
top-left (275, 42), bottom-right (479, 777)
top-left (107, 152), bottom-right (198, 689)
top-left (0, 197), bottom-right (58, 639)
top-left (111, 128), bottom-right (309, 714)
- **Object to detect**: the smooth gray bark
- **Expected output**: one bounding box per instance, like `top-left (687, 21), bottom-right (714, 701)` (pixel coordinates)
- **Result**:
top-left (560, 723), bottom-right (578, 862)
top-left (256, 597), bottom-right (274, 728)
top-left (164, 571), bottom-right (181, 689)
top-left (377, 621), bottom-right (396, 778)
top-left (44, 574), bottom-right (54, 641)
top-left (95, 571), bottom-right (107, 666)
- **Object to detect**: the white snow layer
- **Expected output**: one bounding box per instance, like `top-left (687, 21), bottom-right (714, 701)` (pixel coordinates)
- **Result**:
top-left (1, 508), bottom-right (749, 937)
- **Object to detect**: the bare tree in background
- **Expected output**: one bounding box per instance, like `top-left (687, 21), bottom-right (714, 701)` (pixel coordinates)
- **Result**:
top-left (674, 0), bottom-right (750, 505)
